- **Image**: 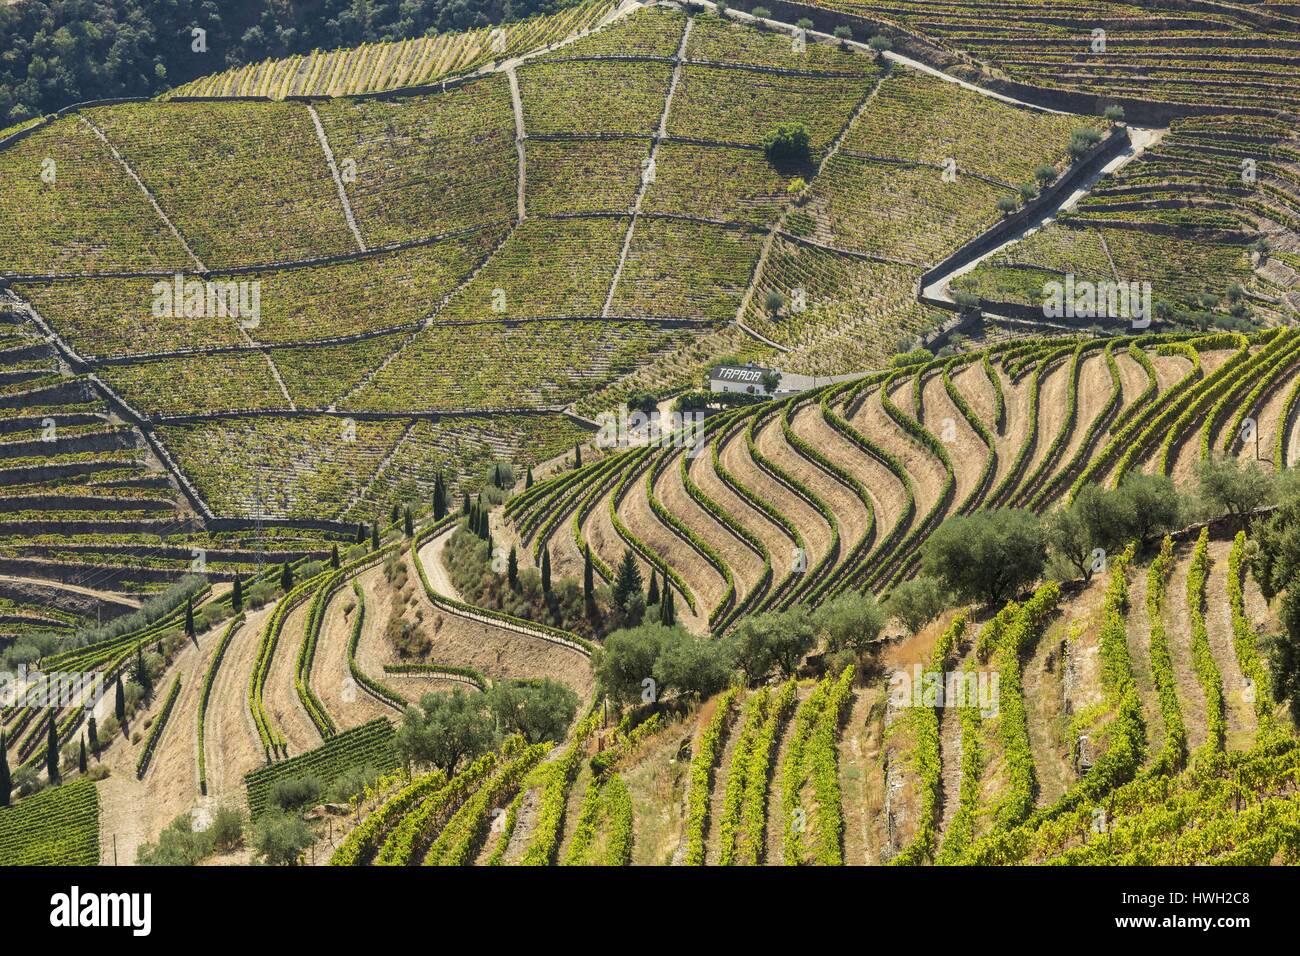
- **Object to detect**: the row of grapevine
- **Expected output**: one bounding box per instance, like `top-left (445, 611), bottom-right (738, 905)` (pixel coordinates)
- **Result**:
top-left (424, 738), bottom-right (549, 865)
top-left (1227, 532), bottom-right (1276, 736)
top-left (1146, 537), bottom-right (1186, 775)
top-left (135, 677), bottom-right (182, 779)
top-left (682, 686), bottom-right (740, 865)
top-left (245, 717), bottom-right (399, 817)
top-left (518, 714), bottom-right (599, 865)
top-left (1186, 528), bottom-right (1225, 753)
top-left (0, 779), bottom-right (100, 865)
top-left (786, 665), bottom-right (855, 865)
top-left (718, 679), bottom-right (797, 865)
top-left (891, 615), bottom-right (966, 865)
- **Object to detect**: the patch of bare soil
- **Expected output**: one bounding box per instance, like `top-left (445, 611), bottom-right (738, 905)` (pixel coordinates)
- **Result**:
top-left (988, 363), bottom-right (1034, 502)
top-left (500, 786), bottom-right (542, 865)
top-left (1229, 356), bottom-right (1300, 472)
top-left (919, 369), bottom-right (987, 509)
top-left (312, 562), bottom-right (397, 729)
top-left (879, 688), bottom-right (917, 861)
top-left (204, 602), bottom-right (278, 799)
top-left (625, 707), bottom-right (695, 865)
top-left (953, 362), bottom-right (996, 429)
top-left (1150, 351), bottom-right (1194, 393)
top-left (97, 615), bottom-right (239, 864)
top-left (937, 672), bottom-right (964, 834)
top-left (1166, 545), bottom-right (1209, 753)
top-left (1055, 352), bottom-right (1114, 480)
top-left (660, 448), bottom-right (766, 596)
top-left (1110, 349), bottom-right (1151, 443)
top-left (749, 415), bottom-right (835, 569)
top-left (847, 385), bottom-right (946, 525)
top-left (1023, 612), bottom-right (1077, 807)
top-left (264, 598), bottom-right (326, 758)
top-left (718, 424), bottom-right (806, 583)
top-left (785, 403), bottom-right (874, 548)
top-left (973, 695), bottom-right (1007, 844)
top-left (763, 684), bottom-right (811, 865)
top-left (796, 400), bottom-right (908, 549)
top-left (688, 436), bottom-right (789, 585)
top-left (1154, 350), bottom-right (1236, 477)
top-left (1204, 539), bottom-right (1258, 750)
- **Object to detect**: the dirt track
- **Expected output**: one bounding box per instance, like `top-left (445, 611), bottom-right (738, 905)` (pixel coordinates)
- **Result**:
top-left (408, 544), bottom-right (595, 700)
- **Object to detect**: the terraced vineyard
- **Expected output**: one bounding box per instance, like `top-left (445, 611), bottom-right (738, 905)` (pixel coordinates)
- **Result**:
top-left (3, 0), bottom-right (1300, 878)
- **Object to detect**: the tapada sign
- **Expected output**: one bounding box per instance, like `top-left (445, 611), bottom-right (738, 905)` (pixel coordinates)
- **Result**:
top-left (711, 365), bottom-right (766, 383)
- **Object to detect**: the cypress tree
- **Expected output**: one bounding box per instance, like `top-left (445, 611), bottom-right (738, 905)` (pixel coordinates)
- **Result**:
top-left (662, 584), bottom-right (676, 627)
top-left (390, 502), bottom-right (400, 525)
top-left (114, 675), bottom-right (125, 724)
top-left (613, 549), bottom-right (643, 612)
top-left (479, 509), bottom-right (490, 539)
top-left (185, 597), bottom-right (195, 639)
top-left (356, 523), bottom-right (366, 544)
top-left (404, 507), bottom-right (414, 538)
top-left (507, 546), bottom-right (518, 589)
top-left (486, 529), bottom-right (494, 558)
top-left (46, 711), bottom-right (60, 785)
top-left (583, 544), bottom-right (594, 602)
top-left (647, 569), bottom-right (660, 608)
top-left (88, 716), bottom-right (99, 757)
top-left (541, 545), bottom-right (552, 594)
top-left (136, 646), bottom-right (152, 697)
top-left (78, 736), bottom-right (87, 774)
top-left (462, 492), bottom-right (471, 515)
top-left (574, 443), bottom-right (582, 468)
top-left (1, 731), bottom-right (10, 807)
top-left (330, 544), bottom-right (340, 570)
top-left (371, 522), bottom-right (381, 550)
top-left (232, 571), bottom-right (244, 612)
top-left (280, 560), bottom-right (294, 592)
top-left (526, 466), bottom-right (534, 489)
top-left (433, 473), bottom-right (447, 519)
